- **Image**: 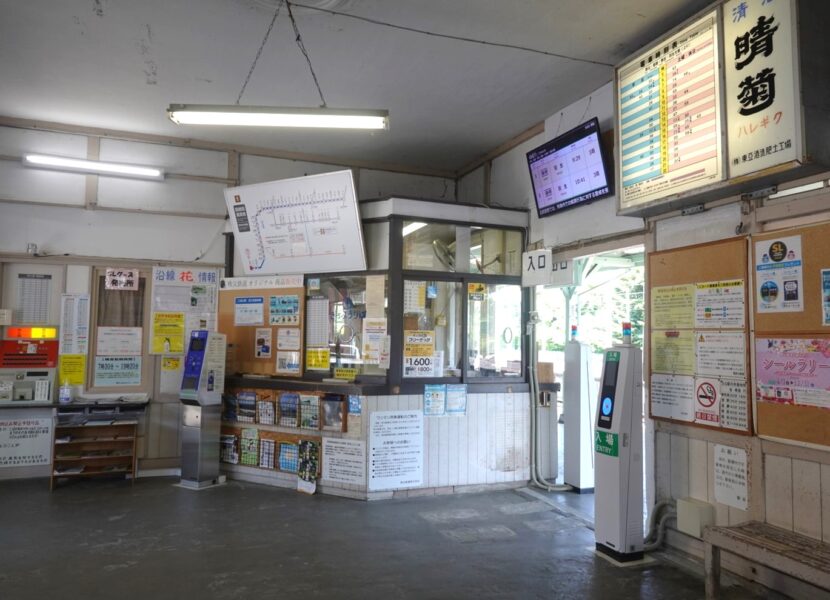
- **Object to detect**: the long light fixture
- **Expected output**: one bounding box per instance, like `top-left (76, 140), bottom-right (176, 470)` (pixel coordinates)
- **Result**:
top-left (167, 104), bottom-right (389, 130)
top-left (22, 154), bottom-right (164, 180)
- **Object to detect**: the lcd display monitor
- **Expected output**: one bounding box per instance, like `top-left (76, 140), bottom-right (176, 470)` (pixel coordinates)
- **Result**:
top-left (526, 117), bottom-right (613, 218)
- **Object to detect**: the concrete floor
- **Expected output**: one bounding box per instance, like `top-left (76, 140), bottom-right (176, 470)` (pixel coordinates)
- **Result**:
top-left (0, 477), bottom-right (774, 600)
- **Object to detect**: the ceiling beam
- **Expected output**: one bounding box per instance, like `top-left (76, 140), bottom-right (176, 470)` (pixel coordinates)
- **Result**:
top-left (456, 121), bottom-right (545, 178)
top-left (0, 115), bottom-right (456, 180)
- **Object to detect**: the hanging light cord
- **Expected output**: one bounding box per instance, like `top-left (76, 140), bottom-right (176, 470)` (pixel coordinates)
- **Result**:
top-left (286, 1), bottom-right (328, 108)
top-left (236, 0), bottom-right (285, 104)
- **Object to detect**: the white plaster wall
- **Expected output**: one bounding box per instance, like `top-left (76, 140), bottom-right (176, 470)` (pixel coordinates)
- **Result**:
top-left (457, 165), bottom-right (486, 205)
top-left (0, 202), bottom-right (226, 263)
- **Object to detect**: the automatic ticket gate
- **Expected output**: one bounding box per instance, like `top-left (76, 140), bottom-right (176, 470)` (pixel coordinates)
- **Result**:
top-left (594, 323), bottom-right (644, 562)
top-left (179, 330), bottom-right (226, 489)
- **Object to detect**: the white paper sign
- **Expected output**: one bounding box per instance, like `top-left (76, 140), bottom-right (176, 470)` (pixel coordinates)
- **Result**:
top-left (322, 438), bottom-right (366, 486)
top-left (104, 268), bottom-right (139, 291)
top-left (522, 249), bottom-right (552, 287)
top-left (369, 411), bottom-right (424, 491)
top-left (695, 331), bottom-right (746, 379)
top-left (277, 327), bottom-right (301, 351)
top-left (276, 351), bottom-right (300, 375)
top-left (695, 280), bottom-right (745, 328)
top-left (651, 374), bottom-right (694, 421)
top-left (94, 356), bottom-right (141, 386)
top-left (0, 418), bottom-right (52, 467)
top-left (724, 0), bottom-right (799, 178)
top-left (714, 444), bottom-right (748, 510)
top-left (755, 235), bottom-right (803, 313)
top-left (234, 296), bottom-right (264, 325)
top-left (361, 318), bottom-right (387, 365)
top-left (719, 378), bottom-right (749, 431)
top-left (59, 293), bottom-right (90, 355)
top-left (96, 327), bottom-right (142, 356)
top-left (446, 384), bottom-right (468, 415)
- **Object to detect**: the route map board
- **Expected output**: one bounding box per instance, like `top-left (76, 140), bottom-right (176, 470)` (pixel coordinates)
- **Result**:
top-left (617, 11), bottom-right (723, 212)
top-left (224, 170), bottom-right (367, 275)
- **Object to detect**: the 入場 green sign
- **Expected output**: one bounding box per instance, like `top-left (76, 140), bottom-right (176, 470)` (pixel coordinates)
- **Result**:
top-left (595, 431), bottom-right (619, 457)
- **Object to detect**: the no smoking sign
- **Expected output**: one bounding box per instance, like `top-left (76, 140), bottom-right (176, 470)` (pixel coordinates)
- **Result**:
top-left (694, 378), bottom-right (720, 425)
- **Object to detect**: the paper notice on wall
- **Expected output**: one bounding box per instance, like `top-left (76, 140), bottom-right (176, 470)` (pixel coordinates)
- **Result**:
top-left (305, 298), bottom-right (330, 347)
top-left (59, 294), bottom-right (90, 355)
top-left (755, 236), bottom-right (803, 313)
top-left (269, 294), bottom-right (300, 325)
top-left (162, 356), bottom-right (181, 371)
top-left (756, 338), bottom-right (830, 409)
top-left (694, 377), bottom-right (721, 426)
top-left (151, 267), bottom-right (218, 350)
top-left (151, 312), bottom-right (185, 354)
top-left (16, 274), bottom-right (51, 324)
top-left (695, 331), bottom-right (746, 379)
top-left (305, 348), bottom-right (330, 371)
top-left (366, 275), bottom-right (386, 318)
top-left (0, 418), bottom-right (52, 467)
top-left (104, 268), bottom-right (139, 291)
top-left (322, 438), bottom-right (366, 486)
top-left (58, 354), bottom-right (86, 386)
top-left (423, 384), bottom-right (446, 416)
top-left (714, 444), bottom-right (748, 510)
top-left (695, 280), bottom-right (745, 328)
top-left (361, 318), bottom-right (387, 365)
top-left (651, 284), bottom-right (694, 329)
top-left (446, 384), bottom-right (468, 415)
top-left (719, 378), bottom-right (748, 431)
top-left (276, 351), bottom-right (301, 375)
top-left (378, 336), bottom-right (391, 370)
top-left (277, 327), bottom-right (301, 351)
top-left (651, 374), bottom-right (694, 421)
top-left (404, 280), bottom-right (426, 314)
top-left (234, 297), bottom-right (264, 325)
top-left (96, 327), bottom-right (142, 356)
top-left (255, 327), bottom-right (272, 358)
top-left (369, 410), bottom-right (424, 491)
top-left (94, 356), bottom-right (141, 387)
top-left (651, 330), bottom-right (695, 375)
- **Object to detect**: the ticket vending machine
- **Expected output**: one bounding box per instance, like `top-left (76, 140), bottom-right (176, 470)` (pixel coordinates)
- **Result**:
top-left (594, 323), bottom-right (644, 562)
top-left (179, 330), bottom-right (226, 489)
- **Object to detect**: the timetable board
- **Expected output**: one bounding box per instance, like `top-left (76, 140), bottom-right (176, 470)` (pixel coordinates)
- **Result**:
top-left (617, 11), bottom-right (723, 211)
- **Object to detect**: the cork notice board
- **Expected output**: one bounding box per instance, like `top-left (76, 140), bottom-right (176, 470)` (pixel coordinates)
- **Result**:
top-left (218, 281), bottom-right (306, 377)
top-left (753, 222), bottom-right (830, 447)
top-left (647, 236), bottom-right (752, 434)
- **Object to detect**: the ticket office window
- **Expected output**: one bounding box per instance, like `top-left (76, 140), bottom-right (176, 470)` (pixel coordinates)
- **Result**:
top-left (402, 280), bottom-right (463, 379)
top-left (311, 274), bottom-right (388, 377)
top-left (467, 283), bottom-right (523, 378)
top-left (87, 267), bottom-right (154, 393)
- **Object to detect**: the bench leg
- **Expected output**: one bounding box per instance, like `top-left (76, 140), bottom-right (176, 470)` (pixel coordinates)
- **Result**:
top-left (704, 542), bottom-right (721, 599)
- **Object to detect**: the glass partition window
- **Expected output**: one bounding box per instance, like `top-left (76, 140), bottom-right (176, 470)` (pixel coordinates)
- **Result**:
top-left (402, 280), bottom-right (462, 378)
top-left (403, 222), bottom-right (523, 276)
top-left (313, 275), bottom-right (388, 376)
top-left (467, 284), bottom-right (522, 377)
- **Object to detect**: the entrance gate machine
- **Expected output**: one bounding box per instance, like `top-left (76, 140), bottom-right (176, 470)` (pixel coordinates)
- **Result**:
top-left (594, 323), bottom-right (643, 562)
top-left (179, 330), bottom-right (226, 490)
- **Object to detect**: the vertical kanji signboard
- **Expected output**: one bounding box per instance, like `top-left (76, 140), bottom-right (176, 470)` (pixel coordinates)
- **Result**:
top-left (724, 0), bottom-right (800, 177)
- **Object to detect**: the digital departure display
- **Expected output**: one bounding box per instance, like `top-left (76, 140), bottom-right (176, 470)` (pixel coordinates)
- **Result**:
top-left (527, 117), bottom-right (613, 218)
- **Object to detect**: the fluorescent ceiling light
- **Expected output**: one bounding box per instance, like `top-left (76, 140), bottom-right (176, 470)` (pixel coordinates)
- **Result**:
top-left (22, 154), bottom-right (164, 180)
top-left (167, 104), bottom-right (389, 130)
top-left (768, 180), bottom-right (827, 200)
top-left (402, 222), bottom-right (427, 236)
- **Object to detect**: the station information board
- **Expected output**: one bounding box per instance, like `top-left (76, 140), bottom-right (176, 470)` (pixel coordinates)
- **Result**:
top-left (617, 11), bottom-right (723, 212)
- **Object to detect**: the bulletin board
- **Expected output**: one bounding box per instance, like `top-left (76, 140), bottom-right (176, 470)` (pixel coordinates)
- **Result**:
top-left (647, 236), bottom-right (752, 434)
top-left (753, 222), bottom-right (830, 446)
top-left (218, 277), bottom-right (306, 377)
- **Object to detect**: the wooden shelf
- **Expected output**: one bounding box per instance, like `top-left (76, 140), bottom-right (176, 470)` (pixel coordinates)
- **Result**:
top-left (50, 419), bottom-right (138, 491)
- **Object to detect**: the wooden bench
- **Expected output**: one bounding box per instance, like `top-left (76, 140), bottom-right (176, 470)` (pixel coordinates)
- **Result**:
top-left (703, 521), bottom-right (830, 599)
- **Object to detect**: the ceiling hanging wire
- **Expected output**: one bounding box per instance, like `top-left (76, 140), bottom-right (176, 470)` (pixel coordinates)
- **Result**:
top-left (236, 0), bottom-right (285, 105)
top-left (286, 1), bottom-right (328, 108)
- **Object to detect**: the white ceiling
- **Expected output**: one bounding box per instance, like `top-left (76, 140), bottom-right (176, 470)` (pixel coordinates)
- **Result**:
top-left (0, 0), bottom-right (713, 175)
